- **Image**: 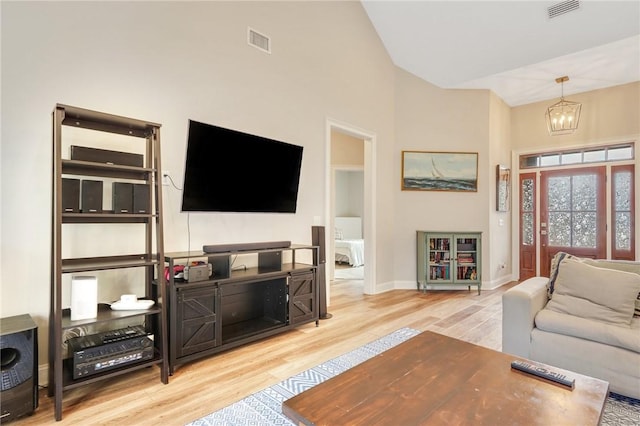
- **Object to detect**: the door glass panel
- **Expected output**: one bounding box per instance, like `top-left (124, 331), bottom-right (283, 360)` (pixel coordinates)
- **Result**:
top-left (522, 213), bottom-right (534, 245)
top-left (616, 212), bottom-right (631, 250)
top-left (548, 212), bottom-right (571, 246)
top-left (572, 212), bottom-right (597, 248)
top-left (614, 171), bottom-right (631, 210)
top-left (572, 175), bottom-right (597, 210)
top-left (547, 174), bottom-right (598, 248)
top-left (522, 179), bottom-right (534, 211)
top-left (614, 170), bottom-right (632, 251)
top-left (521, 178), bottom-right (534, 246)
top-left (547, 176), bottom-right (570, 210)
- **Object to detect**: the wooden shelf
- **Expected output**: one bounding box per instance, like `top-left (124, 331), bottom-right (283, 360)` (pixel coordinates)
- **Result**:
top-left (61, 350), bottom-right (162, 391)
top-left (62, 159), bottom-right (152, 180)
top-left (61, 254), bottom-right (159, 273)
top-left (61, 303), bottom-right (162, 330)
top-left (62, 212), bottom-right (155, 224)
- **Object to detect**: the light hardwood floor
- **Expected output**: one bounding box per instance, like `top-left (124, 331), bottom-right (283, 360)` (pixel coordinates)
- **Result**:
top-left (17, 279), bottom-right (517, 425)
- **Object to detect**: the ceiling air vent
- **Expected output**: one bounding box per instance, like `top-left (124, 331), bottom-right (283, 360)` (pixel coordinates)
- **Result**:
top-left (548, 0), bottom-right (580, 19)
top-left (248, 27), bottom-right (271, 54)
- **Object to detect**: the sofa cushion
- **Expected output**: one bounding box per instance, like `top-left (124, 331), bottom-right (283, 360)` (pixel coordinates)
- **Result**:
top-left (535, 308), bottom-right (640, 353)
top-left (546, 257), bottom-right (640, 326)
top-left (580, 258), bottom-right (640, 317)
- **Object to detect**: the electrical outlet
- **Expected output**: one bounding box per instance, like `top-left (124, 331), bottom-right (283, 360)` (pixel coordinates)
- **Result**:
top-left (162, 171), bottom-right (171, 186)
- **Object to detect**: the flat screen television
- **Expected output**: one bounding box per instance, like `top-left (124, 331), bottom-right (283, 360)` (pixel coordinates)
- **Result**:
top-left (181, 120), bottom-right (304, 213)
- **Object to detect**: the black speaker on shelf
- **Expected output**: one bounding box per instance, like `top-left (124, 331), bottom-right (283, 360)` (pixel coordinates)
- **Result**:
top-left (312, 226), bottom-right (331, 320)
top-left (71, 145), bottom-right (143, 168)
top-left (81, 180), bottom-right (103, 213)
top-left (132, 184), bottom-right (150, 214)
top-left (112, 182), bottom-right (133, 214)
top-left (0, 314), bottom-right (38, 423)
top-left (61, 178), bottom-right (80, 213)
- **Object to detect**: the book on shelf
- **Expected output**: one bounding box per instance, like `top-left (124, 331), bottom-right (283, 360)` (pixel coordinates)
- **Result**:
top-left (430, 265), bottom-right (450, 280)
top-left (457, 254), bottom-right (475, 263)
top-left (458, 266), bottom-right (477, 280)
top-left (429, 238), bottom-right (450, 251)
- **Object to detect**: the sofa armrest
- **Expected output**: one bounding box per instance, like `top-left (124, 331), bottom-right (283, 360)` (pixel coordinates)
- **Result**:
top-left (502, 277), bottom-right (550, 358)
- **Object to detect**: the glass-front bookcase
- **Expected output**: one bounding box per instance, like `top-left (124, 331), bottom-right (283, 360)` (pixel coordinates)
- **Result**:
top-left (417, 231), bottom-right (481, 294)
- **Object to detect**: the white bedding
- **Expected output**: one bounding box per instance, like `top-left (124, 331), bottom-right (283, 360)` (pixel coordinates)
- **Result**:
top-left (335, 239), bottom-right (364, 266)
top-left (334, 216), bottom-right (364, 266)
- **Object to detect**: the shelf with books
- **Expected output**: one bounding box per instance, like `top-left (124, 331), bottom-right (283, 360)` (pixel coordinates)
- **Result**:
top-left (417, 231), bottom-right (481, 294)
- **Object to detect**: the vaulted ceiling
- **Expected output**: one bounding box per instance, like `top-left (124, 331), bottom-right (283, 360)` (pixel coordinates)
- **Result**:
top-left (361, 1), bottom-right (640, 106)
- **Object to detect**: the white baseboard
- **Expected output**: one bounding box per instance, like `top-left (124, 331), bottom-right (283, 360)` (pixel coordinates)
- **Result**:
top-left (39, 364), bottom-right (49, 387)
top-left (393, 277), bottom-right (513, 292)
top-left (373, 280), bottom-right (396, 294)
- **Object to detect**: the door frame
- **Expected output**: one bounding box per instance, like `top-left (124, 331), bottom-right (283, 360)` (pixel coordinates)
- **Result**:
top-left (325, 118), bottom-right (377, 296)
top-left (512, 144), bottom-right (638, 279)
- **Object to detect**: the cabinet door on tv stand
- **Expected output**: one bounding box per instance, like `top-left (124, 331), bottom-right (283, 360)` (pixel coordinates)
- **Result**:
top-left (288, 271), bottom-right (317, 326)
top-left (176, 286), bottom-right (219, 358)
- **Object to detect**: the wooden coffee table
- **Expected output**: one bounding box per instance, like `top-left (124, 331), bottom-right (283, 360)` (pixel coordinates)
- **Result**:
top-left (283, 331), bottom-right (609, 425)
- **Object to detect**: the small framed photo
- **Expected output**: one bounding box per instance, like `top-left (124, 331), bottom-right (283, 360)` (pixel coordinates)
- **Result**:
top-left (401, 151), bottom-right (478, 192)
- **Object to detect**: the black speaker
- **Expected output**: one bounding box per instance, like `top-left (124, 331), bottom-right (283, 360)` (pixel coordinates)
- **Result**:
top-left (312, 226), bottom-right (331, 319)
top-left (71, 145), bottom-right (143, 168)
top-left (112, 182), bottom-right (133, 214)
top-left (61, 178), bottom-right (80, 213)
top-left (81, 180), bottom-right (103, 213)
top-left (132, 184), bottom-right (150, 214)
top-left (0, 314), bottom-right (38, 423)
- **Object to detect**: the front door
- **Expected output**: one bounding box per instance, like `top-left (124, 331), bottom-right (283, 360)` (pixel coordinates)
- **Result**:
top-left (539, 166), bottom-right (606, 276)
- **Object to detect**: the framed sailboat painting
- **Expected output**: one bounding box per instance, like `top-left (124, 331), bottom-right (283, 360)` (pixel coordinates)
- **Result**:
top-left (401, 151), bottom-right (478, 192)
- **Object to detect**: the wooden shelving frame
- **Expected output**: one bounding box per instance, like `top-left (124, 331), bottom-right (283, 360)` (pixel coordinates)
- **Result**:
top-left (49, 104), bottom-right (168, 421)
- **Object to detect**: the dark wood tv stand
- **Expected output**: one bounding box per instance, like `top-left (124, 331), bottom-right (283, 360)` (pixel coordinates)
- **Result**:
top-left (164, 244), bottom-right (319, 373)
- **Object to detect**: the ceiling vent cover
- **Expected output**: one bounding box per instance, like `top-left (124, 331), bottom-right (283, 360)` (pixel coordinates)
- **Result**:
top-left (248, 27), bottom-right (271, 54)
top-left (548, 0), bottom-right (580, 19)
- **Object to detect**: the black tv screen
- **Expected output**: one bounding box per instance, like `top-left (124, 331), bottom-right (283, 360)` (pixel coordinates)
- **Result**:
top-left (181, 120), bottom-right (303, 213)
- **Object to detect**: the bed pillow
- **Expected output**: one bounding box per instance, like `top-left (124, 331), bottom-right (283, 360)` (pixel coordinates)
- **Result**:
top-left (335, 228), bottom-right (343, 240)
top-left (546, 257), bottom-right (640, 327)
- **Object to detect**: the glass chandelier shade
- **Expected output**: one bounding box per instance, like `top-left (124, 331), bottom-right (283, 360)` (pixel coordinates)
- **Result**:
top-left (545, 76), bottom-right (581, 136)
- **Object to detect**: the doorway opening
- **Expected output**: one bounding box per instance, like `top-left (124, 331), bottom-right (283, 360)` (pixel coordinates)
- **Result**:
top-left (326, 119), bottom-right (376, 298)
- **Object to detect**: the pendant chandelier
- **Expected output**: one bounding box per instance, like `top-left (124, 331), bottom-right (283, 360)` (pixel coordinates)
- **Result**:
top-left (545, 76), bottom-right (581, 135)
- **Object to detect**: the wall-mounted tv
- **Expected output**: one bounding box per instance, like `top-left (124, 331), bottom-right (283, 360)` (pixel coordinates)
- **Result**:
top-left (181, 120), bottom-right (303, 213)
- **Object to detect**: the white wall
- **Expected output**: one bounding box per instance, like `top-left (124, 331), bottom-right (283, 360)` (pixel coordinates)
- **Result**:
top-left (392, 68), bottom-right (494, 288)
top-left (488, 92), bottom-right (513, 286)
top-left (335, 170), bottom-right (364, 218)
top-left (0, 1), bottom-right (396, 366)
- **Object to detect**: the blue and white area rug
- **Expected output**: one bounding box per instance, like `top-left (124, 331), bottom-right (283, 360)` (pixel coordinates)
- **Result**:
top-left (188, 328), bottom-right (640, 426)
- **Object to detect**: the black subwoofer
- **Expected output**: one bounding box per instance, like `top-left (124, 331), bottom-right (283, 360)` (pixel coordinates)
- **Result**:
top-left (0, 314), bottom-right (38, 423)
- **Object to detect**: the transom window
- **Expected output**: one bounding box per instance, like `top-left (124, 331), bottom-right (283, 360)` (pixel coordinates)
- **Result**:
top-left (520, 143), bottom-right (634, 169)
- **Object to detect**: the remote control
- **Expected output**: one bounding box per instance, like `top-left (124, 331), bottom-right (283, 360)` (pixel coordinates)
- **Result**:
top-left (511, 360), bottom-right (575, 389)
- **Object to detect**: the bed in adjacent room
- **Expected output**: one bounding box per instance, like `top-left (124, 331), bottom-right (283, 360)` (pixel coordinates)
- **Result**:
top-left (334, 216), bottom-right (364, 267)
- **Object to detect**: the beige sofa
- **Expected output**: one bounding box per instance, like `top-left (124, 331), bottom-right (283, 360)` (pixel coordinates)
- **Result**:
top-left (502, 256), bottom-right (640, 399)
